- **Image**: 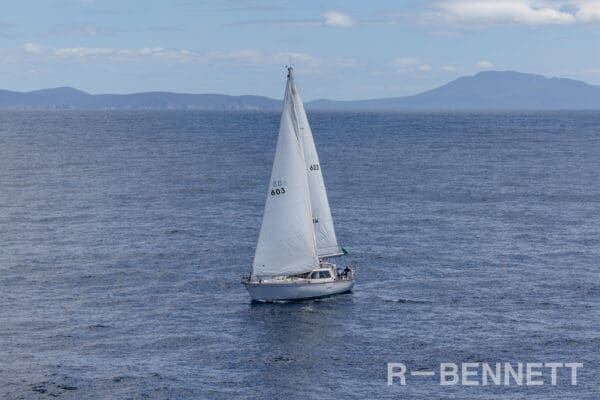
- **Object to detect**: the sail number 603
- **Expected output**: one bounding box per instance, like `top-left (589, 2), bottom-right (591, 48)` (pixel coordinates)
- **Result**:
top-left (309, 164), bottom-right (320, 171)
top-left (271, 179), bottom-right (286, 196)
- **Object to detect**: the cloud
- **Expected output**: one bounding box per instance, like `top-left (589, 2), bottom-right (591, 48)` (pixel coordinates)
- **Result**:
top-left (322, 11), bottom-right (356, 27)
top-left (18, 43), bottom-right (360, 70)
top-left (476, 60), bottom-right (495, 69)
top-left (574, 1), bottom-right (600, 22)
top-left (233, 10), bottom-right (357, 28)
top-left (429, 0), bottom-right (600, 26)
top-left (23, 43), bottom-right (45, 55)
top-left (231, 19), bottom-right (319, 28)
top-left (440, 65), bottom-right (459, 72)
top-left (393, 57), bottom-right (420, 67)
top-left (393, 57), bottom-right (433, 73)
top-left (22, 43), bottom-right (265, 64)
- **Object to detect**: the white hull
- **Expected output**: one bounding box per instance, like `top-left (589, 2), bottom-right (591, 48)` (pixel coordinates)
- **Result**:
top-left (244, 278), bottom-right (354, 302)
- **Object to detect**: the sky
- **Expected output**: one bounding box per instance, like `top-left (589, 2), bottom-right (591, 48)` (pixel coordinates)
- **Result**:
top-left (1, 0), bottom-right (600, 100)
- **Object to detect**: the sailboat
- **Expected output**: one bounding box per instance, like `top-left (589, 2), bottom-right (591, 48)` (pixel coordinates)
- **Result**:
top-left (242, 67), bottom-right (354, 302)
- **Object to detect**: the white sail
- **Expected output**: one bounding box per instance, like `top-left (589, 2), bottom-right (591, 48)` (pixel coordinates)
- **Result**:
top-left (252, 70), bottom-right (319, 278)
top-left (290, 76), bottom-right (342, 257)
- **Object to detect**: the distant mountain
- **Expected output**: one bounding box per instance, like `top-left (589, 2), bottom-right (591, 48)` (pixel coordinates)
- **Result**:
top-left (307, 71), bottom-right (600, 110)
top-left (1, 71), bottom-right (599, 110)
top-left (0, 87), bottom-right (281, 110)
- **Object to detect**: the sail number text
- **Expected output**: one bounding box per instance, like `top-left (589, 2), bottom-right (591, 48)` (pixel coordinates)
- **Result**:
top-left (309, 164), bottom-right (320, 171)
top-left (271, 179), bottom-right (287, 196)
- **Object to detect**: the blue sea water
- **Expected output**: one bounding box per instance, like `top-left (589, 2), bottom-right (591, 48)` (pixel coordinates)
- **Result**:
top-left (0, 110), bottom-right (598, 399)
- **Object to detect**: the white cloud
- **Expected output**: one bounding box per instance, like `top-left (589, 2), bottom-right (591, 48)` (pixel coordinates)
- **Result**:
top-left (574, 1), bottom-right (600, 23)
top-left (440, 64), bottom-right (459, 72)
top-left (322, 11), bottom-right (356, 27)
top-left (231, 19), bottom-right (320, 28)
top-left (232, 10), bottom-right (359, 29)
top-left (23, 42), bottom-right (45, 54)
top-left (476, 60), bottom-right (495, 69)
top-left (430, 0), bottom-right (600, 26)
top-left (22, 43), bottom-right (266, 64)
top-left (393, 57), bottom-right (434, 73)
top-left (393, 57), bottom-right (420, 67)
top-left (18, 43), bottom-right (360, 70)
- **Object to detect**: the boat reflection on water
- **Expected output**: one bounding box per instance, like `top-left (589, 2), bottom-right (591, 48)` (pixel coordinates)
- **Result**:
top-left (242, 294), bottom-right (357, 397)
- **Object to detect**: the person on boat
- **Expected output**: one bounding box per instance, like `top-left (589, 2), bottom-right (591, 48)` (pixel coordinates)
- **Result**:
top-left (343, 266), bottom-right (351, 277)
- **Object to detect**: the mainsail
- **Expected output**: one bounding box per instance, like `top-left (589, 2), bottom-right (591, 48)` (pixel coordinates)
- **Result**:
top-left (252, 68), bottom-right (319, 278)
top-left (290, 73), bottom-right (342, 257)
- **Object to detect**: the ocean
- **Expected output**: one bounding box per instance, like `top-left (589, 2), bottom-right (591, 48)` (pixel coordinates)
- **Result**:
top-left (1, 110), bottom-right (598, 399)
